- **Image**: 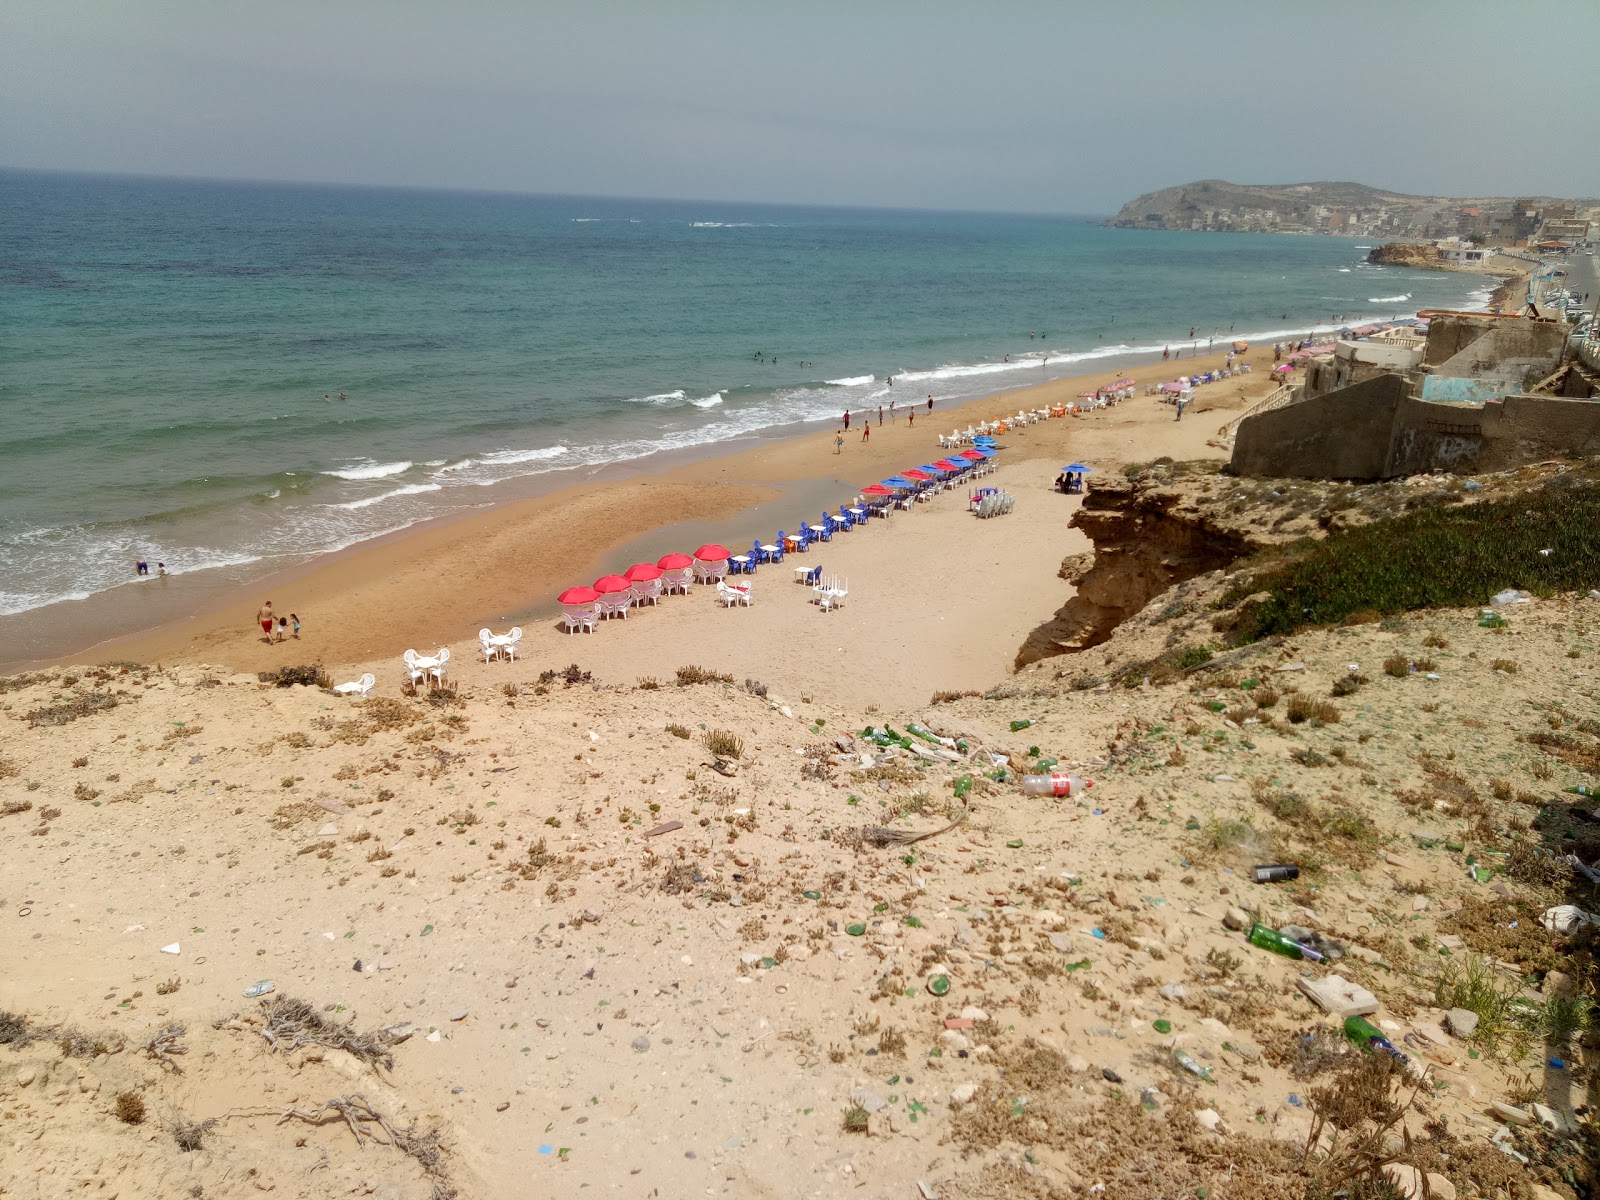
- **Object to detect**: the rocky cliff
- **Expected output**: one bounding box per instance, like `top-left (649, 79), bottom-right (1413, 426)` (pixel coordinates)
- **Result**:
top-left (1366, 242), bottom-right (1445, 268)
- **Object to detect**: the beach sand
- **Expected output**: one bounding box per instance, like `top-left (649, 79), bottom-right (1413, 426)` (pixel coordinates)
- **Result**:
top-left (24, 344), bottom-right (1282, 708)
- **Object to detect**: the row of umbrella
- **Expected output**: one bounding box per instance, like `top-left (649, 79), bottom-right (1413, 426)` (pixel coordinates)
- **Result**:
top-left (556, 547), bottom-right (730, 606)
top-left (554, 440), bottom-right (1002, 604)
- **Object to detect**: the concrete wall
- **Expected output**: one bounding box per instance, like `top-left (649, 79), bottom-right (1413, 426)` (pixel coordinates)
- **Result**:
top-left (1234, 379), bottom-right (1600, 480)
top-left (1388, 394), bottom-right (1600, 476)
top-left (1429, 319), bottom-right (1566, 390)
top-left (1230, 374), bottom-right (1406, 480)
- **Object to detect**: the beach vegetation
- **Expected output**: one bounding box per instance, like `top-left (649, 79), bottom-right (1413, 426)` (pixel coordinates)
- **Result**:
top-left (26, 690), bottom-right (119, 727)
top-left (1221, 482), bottom-right (1600, 641)
top-left (702, 729), bottom-right (744, 759)
top-left (665, 723), bottom-right (691, 739)
top-left (539, 663), bottom-right (592, 687)
top-left (113, 1090), bottom-right (147, 1124)
top-left (675, 664), bottom-right (732, 686)
top-left (1286, 695), bottom-right (1339, 725)
top-left (257, 663), bottom-right (330, 688)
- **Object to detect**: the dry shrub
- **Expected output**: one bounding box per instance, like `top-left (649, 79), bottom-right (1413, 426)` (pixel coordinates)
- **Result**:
top-left (665, 723), bottom-right (691, 740)
top-left (26, 690), bottom-right (119, 727)
top-left (931, 689), bottom-right (983, 704)
top-left (702, 729), bottom-right (744, 758)
top-left (1252, 685), bottom-right (1280, 709)
top-left (676, 664), bottom-right (732, 686)
top-left (538, 663), bottom-right (592, 687)
top-left (1491, 658), bottom-right (1518, 674)
top-left (113, 1090), bottom-right (147, 1124)
top-left (256, 995), bottom-right (394, 1069)
top-left (258, 664), bottom-right (330, 688)
top-left (1286, 695), bottom-right (1339, 725)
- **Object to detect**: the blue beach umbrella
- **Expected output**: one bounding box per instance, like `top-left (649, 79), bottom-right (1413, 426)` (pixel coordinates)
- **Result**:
top-left (973, 447), bottom-right (997, 457)
top-left (919, 463), bottom-right (950, 474)
top-left (881, 476), bottom-right (912, 489)
top-left (1064, 463), bottom-right (1091, 473)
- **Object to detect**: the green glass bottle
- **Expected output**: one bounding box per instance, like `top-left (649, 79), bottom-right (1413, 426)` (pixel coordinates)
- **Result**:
top-left (1343, 1016), bottom-right (1409, 1064)
top-left (1246, 922), bottom-right (1324, 962)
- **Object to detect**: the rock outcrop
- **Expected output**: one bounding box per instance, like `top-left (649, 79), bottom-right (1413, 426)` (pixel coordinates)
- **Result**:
top-left (1365, 241), bottom-right (1445, 268)
top-left (1014, 475), bottom-right (1258, 668)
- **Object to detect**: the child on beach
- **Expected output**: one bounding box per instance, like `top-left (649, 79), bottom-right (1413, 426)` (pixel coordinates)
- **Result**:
top-left (290, 613), bottom-right (301, 639)
top-left (277, 616), bottom-right (288, 642)
top-left (834, 431), bottom-right (844, 455)
top-left (861, 422), bottom-right (870, 442)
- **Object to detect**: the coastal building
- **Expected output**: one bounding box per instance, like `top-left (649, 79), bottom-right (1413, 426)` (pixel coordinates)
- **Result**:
top-left (1230, 314), bottom-right (1596, 480)
top-left (1434, 236), bottom-right (1490, 265)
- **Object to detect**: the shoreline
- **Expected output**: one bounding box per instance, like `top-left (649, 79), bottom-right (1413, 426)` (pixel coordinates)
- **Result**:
top-left (14, 340), bottom-right (1290, 681)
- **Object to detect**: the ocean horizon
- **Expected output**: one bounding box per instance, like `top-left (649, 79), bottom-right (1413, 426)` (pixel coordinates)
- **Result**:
top-left (0, 168), bottom-right (1490, 621)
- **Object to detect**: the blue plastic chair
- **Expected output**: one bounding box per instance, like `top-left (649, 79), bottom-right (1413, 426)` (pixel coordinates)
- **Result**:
top-left (805, 565), bottom-right (822, 587)
top-left (772, 533), bottom-right (786, 563)
top-left (814, 515), bottom-right (832, 542)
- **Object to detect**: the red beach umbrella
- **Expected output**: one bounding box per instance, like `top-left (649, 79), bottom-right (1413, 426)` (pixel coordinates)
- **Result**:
top-left (901, 469), bottom-right (932, 481)
top-left (932, 459), bottom-right (961, 471)
top-left (657, 552), bottom-right (693, 570)
top-left (957, 449), bottom-right (984, 461)
top-left (693, 544), bottom-right (730, 561)
top-left (622, 562), bottom-right (662, 582)
top-left (558, 585), bottom-right (599, 605)
top-left (594, 575), bottom-right (632, 593)
top-left (861, 484), bottom-right (894, 496)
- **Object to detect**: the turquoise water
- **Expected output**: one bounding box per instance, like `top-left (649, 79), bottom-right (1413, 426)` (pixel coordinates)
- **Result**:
top-left (0, 169), bottom-right (1487, 616)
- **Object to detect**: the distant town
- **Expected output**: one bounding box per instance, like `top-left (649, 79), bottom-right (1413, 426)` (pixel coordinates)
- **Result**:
top-left (1107, 179), bottom-right (1596, 248)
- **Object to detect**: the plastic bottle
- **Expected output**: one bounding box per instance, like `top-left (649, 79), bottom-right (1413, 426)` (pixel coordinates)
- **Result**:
top-left (1172, 1049), bottom-right (1215, 1083)
top-left (1566, 785), bottom-right (1600, 799)
top-left (1246, 922), bottom-right (1324, 962)
top-left (1021, 773), bottom-right (1092, 797)
top-left (1342, 1016), bottom-right (1411, 1066)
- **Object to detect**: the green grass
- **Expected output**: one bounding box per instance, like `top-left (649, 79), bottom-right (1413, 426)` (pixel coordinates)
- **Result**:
top-left (1222, 481), bottom-right (1600, 641)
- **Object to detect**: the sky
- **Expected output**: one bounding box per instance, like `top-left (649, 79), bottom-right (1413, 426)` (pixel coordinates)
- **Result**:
top-left (4, 0), bottom-right (1599, 214)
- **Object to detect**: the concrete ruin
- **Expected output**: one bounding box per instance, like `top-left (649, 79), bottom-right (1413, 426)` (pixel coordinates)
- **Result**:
top-left (1231, 314), bottom-right (1600, 480)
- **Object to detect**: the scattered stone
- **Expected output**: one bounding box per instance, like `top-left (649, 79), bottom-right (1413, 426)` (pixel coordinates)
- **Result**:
top-left (1222, 907), bottom-right (1251, 932)
top-left (1532, 1103), bottom-right (1572, 1134)
top-left (496, 1101), bottom-right (510, 1112)
top-left (1544, 970), bottom-right (1576, 998)
top-left (1445, 1008), bottom-right (1479, 1040)
top-left (1296, 975), bottom-right (1378, 1018)
top-left (15, 1066), bottom-right (37, 1088)
top-left (643, 820), bottom-right (683, 838)
top-left (1489, 1102), bottom-right (1532, 1125)
top-left (160, 943), bottom-right (180, 955)
top-left (449, 1010), bottom-right (468, 1022)
top-left (1101, 1067), bottom-right (1123, 1084)
top-left (959, 1005), bottom-right (989, 1022)
top-left (1412, 896), bottom-right (1429, 912)
top-left (1228, 1039), bottom-right (1262, 1064)
top-left (941, 1030), bottom-right (970, 1052)
top-left (1194, 1108), bottom-right (1222, 1134)
top-left (1158, 983), bottom-right (1187, 1002)
top-left (950, 1083), bottom-right (977, 1104)
top-left (1047, 932), bottom-right (1074, 953)
top-left (631, 1036), bottom-right (651, 1053)
top-left (1065, 1055), bottom-right (1090, 1073)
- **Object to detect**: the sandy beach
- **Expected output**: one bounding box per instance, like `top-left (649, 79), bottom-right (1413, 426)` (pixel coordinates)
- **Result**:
top-left (17, 343), bottom-right (1283, 706)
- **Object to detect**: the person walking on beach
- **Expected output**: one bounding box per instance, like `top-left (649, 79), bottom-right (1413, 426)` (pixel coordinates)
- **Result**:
top-left (290, 612), bottom-right (301, 639)
top-left (834, 430), bottom-right (844, 455)
top-left (277, 616), bottom-right (288, 642)
top-left (889, 400), bottom-right (896, 422)
top-left (1163, 346), bottom-right (1170, 361)
top-left (877, 405), bottom-right (883, 425)
top-left (843, 409), bottom-right (850, 431)
top-left (907, 409), bottom-right (915, 428)
top-left (861, 422), bottom-right (870, 443)
top-left (926, 394), bottom-right (934, 412)
top-left (257, 600), bottom-right (275, 643)
top-left (1175, 399), bottom-right (1186, 422)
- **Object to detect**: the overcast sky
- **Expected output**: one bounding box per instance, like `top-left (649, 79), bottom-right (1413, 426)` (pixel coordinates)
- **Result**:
top-left (4, 0), bottom-right (1598, 214)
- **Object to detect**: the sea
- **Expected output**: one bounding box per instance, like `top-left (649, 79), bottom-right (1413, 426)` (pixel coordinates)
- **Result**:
top-left (0, 169), bottom-right (1492, 623)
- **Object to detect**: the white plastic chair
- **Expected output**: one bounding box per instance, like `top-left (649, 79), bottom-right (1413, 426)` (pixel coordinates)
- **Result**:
top-left (563, 604), bottom-right (597, 634)
top-left (600, 593), bottom-right (632, 620)
top-left (332, 673), bottom-right (375, 697)
top-left (662, 567), bottom-right (693, 595)
top-left (631, 578), bottom-right (662, 607)
top-left (429, 647), bottom-right (450, 686)
top-left (479, 628), bottom-right (498, 663)
top-left (502, 627), bottom-right (522, 660)
top-left (402, 649), bottom-right (426, 687)
top-left (717, 581), bottom-right (751, 608)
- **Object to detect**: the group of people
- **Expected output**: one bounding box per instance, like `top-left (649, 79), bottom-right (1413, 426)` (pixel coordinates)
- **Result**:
top-left (834, 395), bottom-right (937, 451)
top-left (255, 599), bottom-right (302, 644)
top-left (1054, 471), bottom-right (1085, 494)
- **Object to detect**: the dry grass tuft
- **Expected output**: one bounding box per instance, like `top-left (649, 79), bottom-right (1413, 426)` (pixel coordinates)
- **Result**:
top-left (113, 1090), bottom-right (147, 1124)
top-left (676, 664), bottom-right (732, 686)
top-left (702, 729), bottom-right (744, 759)
top-left (256, 995), bottom-right (394, 1070)
top-left (1286, 695), bottom-right (1339, 725)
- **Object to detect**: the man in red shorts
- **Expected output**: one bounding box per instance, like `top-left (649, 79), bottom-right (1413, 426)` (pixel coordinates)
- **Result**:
top-left (257, 600), bottom-right (276, 643)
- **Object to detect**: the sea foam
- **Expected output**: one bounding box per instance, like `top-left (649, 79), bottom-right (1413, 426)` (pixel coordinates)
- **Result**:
top-left (333, 482), bottom-right (442, 510)
top-left (321, 460), bottom-right (412, 481)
